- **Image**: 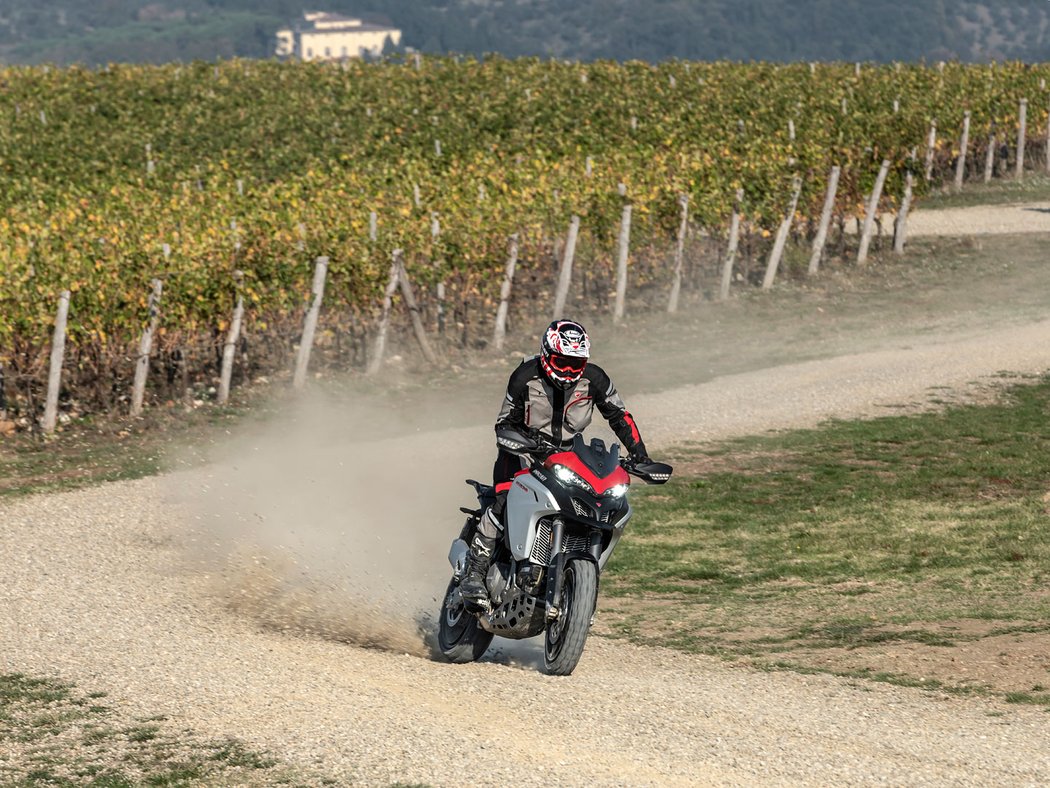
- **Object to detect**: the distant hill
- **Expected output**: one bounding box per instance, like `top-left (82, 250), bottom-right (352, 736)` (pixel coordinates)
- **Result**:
top-left (1, 0), bottom-right (1048, 65)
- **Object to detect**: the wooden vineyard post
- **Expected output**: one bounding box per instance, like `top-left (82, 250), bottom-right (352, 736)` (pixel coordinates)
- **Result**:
top-left (217, 272), bottom-right (244, 405)
top-left (42, 290), bottom-right (71, 435)
top-left (369, 211), bottom-right (378, 242)
top-left (808, 165), bottom-right (841, 275)
top-left (953, 111), bottom-right (971, 191)
top-left (552, 215), bottom-right (580, 319)
top-left (893, 172), bottom-right (915, 254)
top-left (397, 253), bottom-right (438, 366)
top-left (367, 255), bottom-right (402, 375)
top-left (130, 278), bottom-right (163, 417)
top-left (719, 188), bottom-right (744, 300)
top-left (984, 133), bottom-right (996, 183)
top-left (492, 234), bottom-right (520, 351)
top-left (292, 256), bottom-right (329, 389)
top-left (857, 160), bottom-right (891, 265)
top-left (761, 176), bottom-right (802, 291)
top-left (613, 183), bottom-right (632, 324)
top-left (667, 194), bottom-right (689, 313)
top-left (923, 120), bottom-right (938, 182)
top-left (1016, 98), bottom-right (1028, 179)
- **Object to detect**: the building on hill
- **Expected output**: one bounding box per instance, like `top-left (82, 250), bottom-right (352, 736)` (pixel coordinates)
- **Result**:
top-left (275, 12), bottom-right (402, 61)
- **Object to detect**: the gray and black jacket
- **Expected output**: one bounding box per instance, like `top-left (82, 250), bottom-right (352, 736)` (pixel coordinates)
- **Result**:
top-left (495, 356), bottom-right (647, 464)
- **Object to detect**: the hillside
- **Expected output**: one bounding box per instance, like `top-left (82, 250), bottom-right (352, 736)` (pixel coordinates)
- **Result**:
top-left (1, 0), bottom-right (1048, 65)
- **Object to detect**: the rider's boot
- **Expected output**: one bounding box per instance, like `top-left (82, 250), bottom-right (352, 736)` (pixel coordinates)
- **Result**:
top-left (459, 509), bottom-right (500, 611)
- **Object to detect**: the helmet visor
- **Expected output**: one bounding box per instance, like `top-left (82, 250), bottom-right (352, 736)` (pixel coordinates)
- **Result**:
top-left (548, 354), bottom-right (587, 376)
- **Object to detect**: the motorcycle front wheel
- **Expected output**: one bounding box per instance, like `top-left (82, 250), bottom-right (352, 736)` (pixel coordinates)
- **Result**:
top-left (543, 558), bottom-right (597, 676)
top-left (437, 578), bottom-right (493, 663)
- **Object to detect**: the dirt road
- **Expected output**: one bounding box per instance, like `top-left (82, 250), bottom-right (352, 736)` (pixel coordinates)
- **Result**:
top-left (4, 205), bottom-right (1050, 786)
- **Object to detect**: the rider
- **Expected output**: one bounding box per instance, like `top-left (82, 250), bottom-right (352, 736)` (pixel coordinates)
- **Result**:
top-left (459, 319), bottom-right (651, 607)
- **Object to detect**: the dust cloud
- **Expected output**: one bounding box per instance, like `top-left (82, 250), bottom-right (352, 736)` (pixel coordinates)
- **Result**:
top-left (167, 326), bottom-right (651, 662)
top-left (171, 388), bottom-right (495, 658)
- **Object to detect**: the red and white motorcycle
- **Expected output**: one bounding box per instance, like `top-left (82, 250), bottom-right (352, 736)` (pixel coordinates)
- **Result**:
top-left (438, 429), bottom-right (672, 675)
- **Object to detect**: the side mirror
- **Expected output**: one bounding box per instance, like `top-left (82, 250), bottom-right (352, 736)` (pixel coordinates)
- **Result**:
top-left (629, 460), bottom-right (673, 485)
top-left (495, 427), bottom-right (539, 456)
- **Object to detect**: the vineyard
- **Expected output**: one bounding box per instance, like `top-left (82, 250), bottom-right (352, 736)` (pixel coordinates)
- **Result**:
top-left (1, 56), bottom-right (1049, 422)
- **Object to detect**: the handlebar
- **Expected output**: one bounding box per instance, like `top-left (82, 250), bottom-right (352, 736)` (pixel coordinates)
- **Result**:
top-left (496, 426), bottom-right (672, 484)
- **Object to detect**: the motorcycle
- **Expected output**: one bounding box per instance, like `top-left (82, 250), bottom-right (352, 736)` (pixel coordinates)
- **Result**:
top-left (437, 428), bottom-right (672, 675)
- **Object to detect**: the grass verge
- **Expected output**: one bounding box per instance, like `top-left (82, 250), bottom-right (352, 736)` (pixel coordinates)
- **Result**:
top-left (602, 376), bottom-right (1050, 705)
top-left (919, 173), bottom-right (1050, 209)
top-left (0, 673), bottom-right (317, 786)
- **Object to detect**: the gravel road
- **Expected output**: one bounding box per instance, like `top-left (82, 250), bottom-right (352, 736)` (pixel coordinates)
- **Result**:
top-left (907, 201), bottom-right (1050, 237)
top-left (4, 204), bottom-right (1050, 786)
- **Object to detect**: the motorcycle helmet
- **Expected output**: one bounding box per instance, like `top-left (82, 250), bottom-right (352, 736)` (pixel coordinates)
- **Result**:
top-left (540, 319), bottom-right (590, 389)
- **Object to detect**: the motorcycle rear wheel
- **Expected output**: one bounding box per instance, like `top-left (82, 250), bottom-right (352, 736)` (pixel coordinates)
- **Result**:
top-left (543, 559), bottom-right (597, 676)
top-left (437, 578), bottom-right (494, 663)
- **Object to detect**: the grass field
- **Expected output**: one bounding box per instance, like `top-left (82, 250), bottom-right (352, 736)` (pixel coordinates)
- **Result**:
top-left (601, 376), bottom-right (1050, 705)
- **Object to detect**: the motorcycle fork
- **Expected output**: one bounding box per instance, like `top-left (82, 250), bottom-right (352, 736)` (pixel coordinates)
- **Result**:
top-left (545, 518), bottom-right (566, 619)
top-left (545, 520), bottom-right (604, 621)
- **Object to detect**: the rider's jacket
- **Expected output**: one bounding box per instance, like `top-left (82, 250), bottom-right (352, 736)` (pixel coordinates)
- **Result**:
top-left (495, 355), bottom-right (646, 457)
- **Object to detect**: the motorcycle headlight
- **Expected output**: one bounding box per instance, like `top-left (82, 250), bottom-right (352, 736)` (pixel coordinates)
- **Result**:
top-left (607, 483), bottom-right (629, 498)
top-left (551, 464), bottom-right (594, 494)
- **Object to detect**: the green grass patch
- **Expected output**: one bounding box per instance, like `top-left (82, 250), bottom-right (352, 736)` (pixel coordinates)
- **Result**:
top-left (920, 173), bottom-right (1050, 209)
top-left (0, 398), bottom-right (260, 499)
top-left (604, 376), bottom-right (1050, 700)
top-left (0, 673), bottom-right (311, 786)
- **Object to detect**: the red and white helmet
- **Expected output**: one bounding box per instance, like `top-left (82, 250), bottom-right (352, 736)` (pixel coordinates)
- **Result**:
top-left (540, 319), bottom-right (590, 388)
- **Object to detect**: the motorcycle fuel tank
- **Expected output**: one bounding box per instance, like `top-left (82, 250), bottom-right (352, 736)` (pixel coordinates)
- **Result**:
top-left (505, 472), bottom-right (560, 561)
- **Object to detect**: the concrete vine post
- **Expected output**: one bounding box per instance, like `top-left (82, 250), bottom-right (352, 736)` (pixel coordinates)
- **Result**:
top-left (984, 133), bottom-right (996, 184)
top-left (42, 290), bottom-right (71, 435)
top-left (130, 278), bottom-right (163, 417)
top-left (667, 194), bottom-right (689, 313)
top-left (808, 165), bottom-right (841, 275)
top-left (397, 253), bottom-right (438, 366)
top-left (924, 120), bottom-right (938, 182)
top-left (292, 256), bottom-right (329, 389)
top-left (719, 188), bottom-right (744, 300)
top-left (431, 213), bottom-right (446, 334)
top-left (953, 111), bottom-right (971, 191)
top-left (367, 254), bottom-right (402, 376)
top-left (893, 171), bottom-right (915, 254)
top-left (217, 272), bottom-right (245, 405)
top-left (613, 183), bottom-right (632, 324)
top-left (1046, 96), bottom-right (1050, 175)
top-left (492, 234), bottom-right (520, 351)
top-left (552, 215), bottom-right (580, 319)
top-left (1016, 98), bottom-right (1028, 179)
top-left (857, 159), bottom-right (891, 265)
top-left (762, 176), bottom-right (802, 290)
